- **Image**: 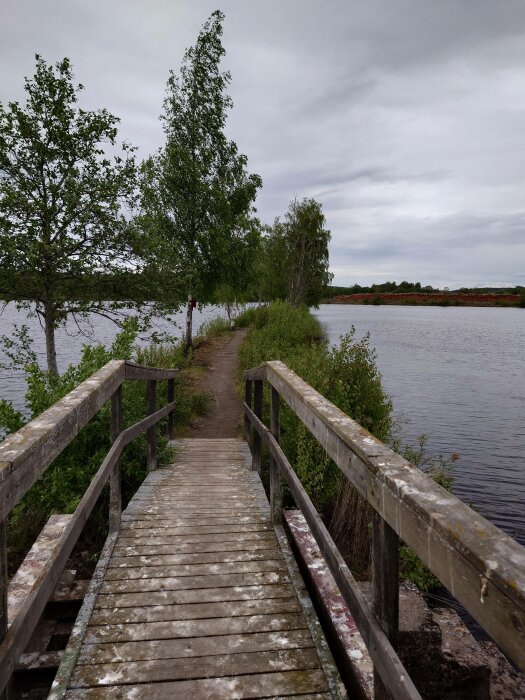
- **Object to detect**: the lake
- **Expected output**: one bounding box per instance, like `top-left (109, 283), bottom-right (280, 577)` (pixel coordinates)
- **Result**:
top-left (313, 304), bottom-right (525, 545)
top-left (1, 302), bottom-right (524, 545)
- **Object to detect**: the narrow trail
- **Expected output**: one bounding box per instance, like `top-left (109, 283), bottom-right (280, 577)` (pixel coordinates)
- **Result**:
top-left (188, 328), bottom-right (247, 438)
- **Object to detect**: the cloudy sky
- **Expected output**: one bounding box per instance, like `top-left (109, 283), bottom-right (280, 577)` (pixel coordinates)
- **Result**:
top-left (1, 0), bottom-right (524, 288)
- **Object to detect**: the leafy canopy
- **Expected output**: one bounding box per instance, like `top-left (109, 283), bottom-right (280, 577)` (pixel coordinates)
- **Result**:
top-left (0, 55), bottom-right (137, 373)
top-left (137, 11), bottom-right (262, 307)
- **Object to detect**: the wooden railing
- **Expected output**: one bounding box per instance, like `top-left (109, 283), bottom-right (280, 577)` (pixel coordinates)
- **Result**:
top-left (0, 359), bottom-right (178, 693)
top-left (244, 360), bottom-right (525, 700)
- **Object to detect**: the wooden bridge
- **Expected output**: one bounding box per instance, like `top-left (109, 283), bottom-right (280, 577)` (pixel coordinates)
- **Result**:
top-left (0, 358), bottom-right (524, 698)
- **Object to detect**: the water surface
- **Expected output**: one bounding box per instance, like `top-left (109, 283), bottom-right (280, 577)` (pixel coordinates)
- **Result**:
top-left (313, 305), bottom-right (525, 544)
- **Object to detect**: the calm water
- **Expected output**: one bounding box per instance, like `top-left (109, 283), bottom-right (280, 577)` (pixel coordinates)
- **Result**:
top-left (313, 305), bottom-right (525, 544)
top-left (0, 303), bottom-right (226, 413)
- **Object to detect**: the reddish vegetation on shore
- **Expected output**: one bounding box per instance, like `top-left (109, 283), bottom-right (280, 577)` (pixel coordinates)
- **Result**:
top-left (329, 292), bottom-right (521, 306)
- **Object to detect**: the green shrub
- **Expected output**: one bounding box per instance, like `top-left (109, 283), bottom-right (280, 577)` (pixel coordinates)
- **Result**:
top-left (238, 302), bottom-right (391, 515)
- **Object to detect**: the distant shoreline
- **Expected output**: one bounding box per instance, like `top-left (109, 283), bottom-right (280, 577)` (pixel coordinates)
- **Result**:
top-left (327, 292), bottom-right (523, 307)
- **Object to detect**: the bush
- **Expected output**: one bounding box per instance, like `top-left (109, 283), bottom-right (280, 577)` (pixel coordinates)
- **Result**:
top-left (238, 302), bottom-right (392, 516)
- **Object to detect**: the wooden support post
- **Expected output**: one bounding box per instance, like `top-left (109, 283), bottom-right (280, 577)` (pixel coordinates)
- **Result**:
top-left (167, 378), bottom-right (175, 440)
top-left (147, 379), bottom-right (157, 471)
top-left (270, 387), bottom-right (283, 524)
top-left (252, 380), bottom-right (263, 473)
top-left (109, 386), bottom-right (123, 533)
top-left (244, 379), bottom-right (253, 445)
top-left (0, 519), bottom-right (7, 699)
top-left (372, 511), bottom-right (400, 699)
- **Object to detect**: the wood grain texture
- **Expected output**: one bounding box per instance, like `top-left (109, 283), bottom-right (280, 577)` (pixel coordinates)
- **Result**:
top-left (62, 438), bottom-right (330, 699)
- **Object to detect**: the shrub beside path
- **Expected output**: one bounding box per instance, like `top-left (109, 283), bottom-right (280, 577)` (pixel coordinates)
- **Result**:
top-left (187, 328), bottom-right (247, 438)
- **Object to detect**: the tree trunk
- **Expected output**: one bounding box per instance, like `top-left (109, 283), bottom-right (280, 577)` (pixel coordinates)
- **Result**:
top-left (44, 304), bottom-right (59, 376)
top-left (184, 294), bottom-right (194, 356)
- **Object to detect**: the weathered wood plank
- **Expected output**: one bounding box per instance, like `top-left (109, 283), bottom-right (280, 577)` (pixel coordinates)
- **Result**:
top-left (8, 514), bottom-right (72, 625)
top-left (117, 523), bottom-right (273, 537)
top-left (0, 360), bottom-right (125, 521)
top-left (69, 647), bottom-right (321, 688)
top-left (112, 538), bottom-right (278, 556)
top-left (103, 559), bottom-right (286, 581)
top-left (94, 584), bottom-right (296, 609)
top-left (99, 569), bottom-right (292, 595)
top-left (89, 596), bottom-right (301, 625)
top-left (77, 628), bottom-right (316, 665)
top-left (64, 670), bottom-right (328, 699)
top-left (115, 531), bottom-right (277, 547)
top-left (85, 612), bottom-right (309, 644)
top-left (124, 362), bottom-right (178, 381)
top-left (108, 549), bottom-right (281, 568)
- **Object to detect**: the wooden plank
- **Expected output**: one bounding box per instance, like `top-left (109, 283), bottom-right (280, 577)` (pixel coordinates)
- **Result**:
top-left (69, 647), bottom-right (321, 688)
top-left (115, 531), bottom-right (277, 546)
top-left (64, 670), bottom-right (328, 699)
top-left (77, 628), bottom-right (316, 665)
top-left (0, 359), bottom-right (125, 521)
top-left (251, 360), bottom-right (525, 669)
top-left (372, 511), bottom-right (400, 700)
top-left (108, 386), bottom-right (122, 533)
top-left (146, 379), bottom-right (157, 472)
top-left (108, 549), bottom-right (281, 568)
top-left (119, 516), bottom-right (269, 528)
top-left (99, 571), bottom-right (292, 595)
top-left (117, 523), bottom-right (273, 537)
top-left (94, 584), bottom-right (296, 609)
top-left (124, 362), bottom-right (178, 381)
top-left (8, 514), bottom-right (72, 625)
top-left (84, 612), bottom-right (309, 644)
top-left (112, 538), bottom-right (278, 556)
top-left (103, 559), bottom-right (287, 580)
top-left (89, 596), bottom-right (301, 625)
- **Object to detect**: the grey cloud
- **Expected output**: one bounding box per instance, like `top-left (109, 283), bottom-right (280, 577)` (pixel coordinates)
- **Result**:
top-left (1, 0), bottom-right (524, 287)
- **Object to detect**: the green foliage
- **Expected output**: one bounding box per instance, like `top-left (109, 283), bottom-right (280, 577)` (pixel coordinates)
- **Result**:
top-left (256, 198), bottom-right (332, 307)
top-left (0, 55), bottom-right (138, 374)
top-left (238, 302), bottom-right (392, 512)
top-left (137, 11), bottom-right (261, 351)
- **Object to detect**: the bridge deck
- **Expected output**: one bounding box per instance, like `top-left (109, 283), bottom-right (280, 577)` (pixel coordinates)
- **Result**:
top-left (63, 438), bottom-right (334, 698)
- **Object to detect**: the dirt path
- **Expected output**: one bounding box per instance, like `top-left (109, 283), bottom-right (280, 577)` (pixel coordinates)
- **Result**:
top-left (187, 329), bottom-right (247, 438)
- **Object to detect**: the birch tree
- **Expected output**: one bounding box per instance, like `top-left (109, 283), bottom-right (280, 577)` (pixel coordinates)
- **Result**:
top-left (0, 56), bottom-right (137, 375)
top-left (138, 11), bottom-right (261, 353)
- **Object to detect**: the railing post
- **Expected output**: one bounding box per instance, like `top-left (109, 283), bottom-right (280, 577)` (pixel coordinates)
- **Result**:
top-left (252, 379), bottom-right (263, 473)
top-left (167, 378), bottom-right (175, 441)
top-left (147, 379), bottom-right (157, 471)
top-left (270, 387), bottom-right (283, 524)
top-left (372, 511), bottom-right (400, 699)
top-left (109, 385), bottom-right (123, 533)
top-left (244, 379), bottom-right (253, 445)
top-left (0, 519), bottom-right (8, 698)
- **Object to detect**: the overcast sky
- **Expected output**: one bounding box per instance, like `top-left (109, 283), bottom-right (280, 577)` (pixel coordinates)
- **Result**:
top-left (1, 0), bottom-right (524, 288)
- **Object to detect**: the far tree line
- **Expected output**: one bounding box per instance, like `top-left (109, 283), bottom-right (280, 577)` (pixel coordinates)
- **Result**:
top-left (0, 11), bottom-right (331, 375)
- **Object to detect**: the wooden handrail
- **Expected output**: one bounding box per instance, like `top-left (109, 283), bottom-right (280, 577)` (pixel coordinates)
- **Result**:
top-left (0, 360), bottom-right (178, 693)
top-left (243, 360), bottom-right (525, 695)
